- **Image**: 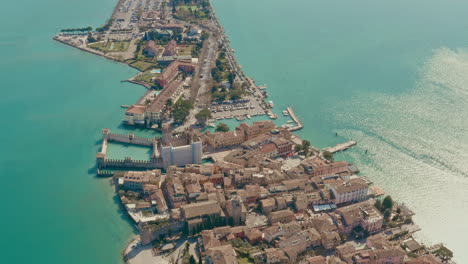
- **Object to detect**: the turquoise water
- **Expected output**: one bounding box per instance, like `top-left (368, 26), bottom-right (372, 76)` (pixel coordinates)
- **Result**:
top-left (1, 0), bottom-right (468, 263)
top-left (107, 142), bottom-right (153, 161)
top-left (0, 0), bottom-right (158, 263)
top-left (212, 0), bottom-right (468, 261)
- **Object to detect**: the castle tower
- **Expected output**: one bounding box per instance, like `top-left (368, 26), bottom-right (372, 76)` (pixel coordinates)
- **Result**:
top-left (162, 123), bottom-right (173, 145)
top-left (227, 195), bottom-right (245, 225)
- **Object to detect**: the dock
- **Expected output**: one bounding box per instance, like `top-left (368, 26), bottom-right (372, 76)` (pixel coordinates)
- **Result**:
top-left (323, 140), bottom-right (356, 153)
top-left (286, 107), bottom-right (303, 131)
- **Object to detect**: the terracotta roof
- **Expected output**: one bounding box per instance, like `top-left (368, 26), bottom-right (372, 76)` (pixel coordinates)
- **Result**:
top-left (206, 244), bottom-right (238, 264)
top-left (126, 104), bottom-right (147, 114)
top-left (181, 200), bottom-right (221, 219)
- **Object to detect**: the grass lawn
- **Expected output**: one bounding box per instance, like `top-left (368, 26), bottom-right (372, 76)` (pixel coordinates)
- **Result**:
top-left (237, 257), bottom-right (253, 264)
top-left (88, 41), bottom-right (130, 53)
top-left (177, 45), bottom-right (194, 56)
top-left (175, 5), bottom-right (208, 21)
top-left (134, 71), bottom-right (159, 85)
top-left (131, 60), bottom-right (155, 71)
top-left (178, 5), bottom-right (200, 12)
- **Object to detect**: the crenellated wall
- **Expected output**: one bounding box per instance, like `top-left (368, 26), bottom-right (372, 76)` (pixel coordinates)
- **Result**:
top-left (139, 221), bottom-right (184, 245)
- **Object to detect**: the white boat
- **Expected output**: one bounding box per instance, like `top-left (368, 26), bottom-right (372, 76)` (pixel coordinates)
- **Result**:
top-left (287, 120), bottom-right (294, 123)
top-left (269, 101), bottom-right (274, 107)
top-left (282, 110), bottom-right (289, 116)
top-left (246, 114), bottom-right (251, 119)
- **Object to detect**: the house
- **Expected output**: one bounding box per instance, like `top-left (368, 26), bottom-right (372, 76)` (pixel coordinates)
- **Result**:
top-left (272, 137), bottom-right (294, 157)
top-left (155, 60), bottom-right (195, 88)
top-left (238, 121), bottom-right (275, 140)
top-left (181, 200), bottom-right (223, 229)
top-left (307, 256), bottom-right (327, 264)
top-left (405, 254), bottom-right (442, 264)
top-left (333, 201), bottom-right (383, 235)
top-left (313, 161), bottom-right (352, 177)
top-left (203, 130), bottom-right (245, 149)
top-left (124, 105), bottom-right (147, 125)
top-left (321, 231), bottom-right (341, 249)
top-left (261, 198), bottom-right (276, 215)
top-left (164, 177), bottom-right (187, 208)
top-left (269, 209), bottom-right (294, 224)
top-left (246, 228), bottom-right (263, 244)
top-left (122, 170), bottom-right (160, 191)
top-left (205, 244), bottom-right (238, 264)
top-left (265, 248), bottom-right (290, 264)
top-left (163, 39), bottom-right (177, 56)
top-left (144, 40), bottom-right (158, 57)
top-left (326, 178), bottom-right (368, 205)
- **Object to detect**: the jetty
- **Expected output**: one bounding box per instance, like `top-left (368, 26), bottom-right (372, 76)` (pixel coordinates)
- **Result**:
top-left (323, 140), bottom-right (357, 153)
top-left (286, 107), bottom-right (303, 131)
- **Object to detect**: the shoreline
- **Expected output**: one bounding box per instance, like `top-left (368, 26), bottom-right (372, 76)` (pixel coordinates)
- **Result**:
top-left (53, 0), bottom-right (455, 263)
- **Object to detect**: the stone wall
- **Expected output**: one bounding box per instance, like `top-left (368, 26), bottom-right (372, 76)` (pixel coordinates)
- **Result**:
top-left (139, 221), bottom-right (184, 245)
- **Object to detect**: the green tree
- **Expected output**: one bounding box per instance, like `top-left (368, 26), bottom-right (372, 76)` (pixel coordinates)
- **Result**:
top-left (201, 31), bottom-right (209, 41)
top-left (189, 255), bottom-right (196, 264)
top-left (374, 199), bottom-right (382, 211)
top-left (383, 208), bottom-right (391, 220)
top-left (302, 140), bottom-right (310, 150)
top-left (323, 151), bottom-right (333, 161)
top-left (294, 144), bottom-right (302, 153)
top-left (228, 71), bottom-right (236, 84)
top-left (382, 195), bottom-right (394, 211)
top-left (195, 108), bottom-right (212, 124)
top-left (396, 207), bottom-right (401, 214)
top-left (215, 123), bottom-right (229, 132)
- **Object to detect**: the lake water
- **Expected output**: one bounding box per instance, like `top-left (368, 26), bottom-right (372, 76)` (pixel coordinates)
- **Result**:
top-left (212, 0), bottom-right (468, 262)
top-left (1, 0), bottom-right (468, 262)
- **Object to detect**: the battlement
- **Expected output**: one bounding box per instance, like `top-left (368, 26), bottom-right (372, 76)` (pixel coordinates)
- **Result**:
top-left (102, 128), bottom-right (156, 146)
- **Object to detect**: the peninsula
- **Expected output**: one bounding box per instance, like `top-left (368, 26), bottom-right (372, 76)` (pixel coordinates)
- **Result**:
top-left (55, 0), bottom-right (454, 263)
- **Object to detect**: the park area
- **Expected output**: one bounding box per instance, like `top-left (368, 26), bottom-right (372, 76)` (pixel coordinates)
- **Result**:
top-left (88, 41), bottom-right (130, 53)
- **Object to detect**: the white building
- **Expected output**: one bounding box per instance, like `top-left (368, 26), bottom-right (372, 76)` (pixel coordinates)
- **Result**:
top-left (326, 178), bottom-right (368, 205)
top-left (160, 140), bottom-right (202, 169)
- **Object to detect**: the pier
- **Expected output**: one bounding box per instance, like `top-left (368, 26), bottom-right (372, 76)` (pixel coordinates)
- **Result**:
top-left (323, 140), bottom-right (357, 153)
top-left (286, 107), bottom-right (304, 131)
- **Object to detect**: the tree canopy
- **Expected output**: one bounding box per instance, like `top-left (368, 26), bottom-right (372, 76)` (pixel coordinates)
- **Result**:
top-left (195, 108), bottom-right (212, 124)
top-left (323, 151), bottom-right (333, 161)
top-left (215, 123), bottom-right (229, 132)
top-left (382, 195), bottom-right (393, 211)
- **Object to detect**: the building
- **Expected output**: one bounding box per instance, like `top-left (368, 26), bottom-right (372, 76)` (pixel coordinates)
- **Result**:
top-left (272, 137), bottom-right (294, 157)
top-left (144, 40), bottom-right (158, 57)
top-left (124, 105), bottom-right (147, 125)
top-left (333, 201), bottom-right (383, 234)
top-left (145, 80), bottom-right (182, 123)
top-left (261, 198), bottom-right (276, 215)
top-left (163, 39), bottom-right (177, 56)
top-left (122, 170), bottom-right (160, 191)
top-left (269, 209), bottom-right (294, 224)
top-left (225, 196), bottom-right (247, 225)
top-left (326, 178), bottom-right (368, 205)
top-left (312, 161), bottom-right (352, 177)
top-left (203, 130), bottom-right (245, 149)
top-left (155, 60), bottom-right (195, 88)
top-left (164, 177), bottom-right (187, 208)
top-left (181, 200), bottom-right (223, 229)
top-left (238, 121), bottom-right (275, 140)
top-left (259, 143), bottom-right (278, 159)
top-left (160, 135), bottom-right (203, 168)
top-left (205, 244), bottom-right (238, 264)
